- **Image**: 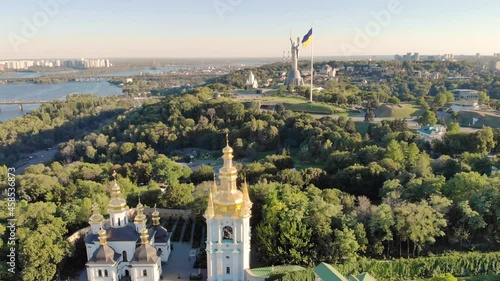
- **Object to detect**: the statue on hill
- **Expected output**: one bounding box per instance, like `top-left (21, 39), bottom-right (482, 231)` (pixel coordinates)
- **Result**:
top-left (285, 37), bottom-right (304, 86)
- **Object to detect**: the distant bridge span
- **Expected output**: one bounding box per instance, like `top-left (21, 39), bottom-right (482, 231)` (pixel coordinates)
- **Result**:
top-left (0, 96), bottom-right (165, 111)
top-left (0, 100), bottom-right (53, 105)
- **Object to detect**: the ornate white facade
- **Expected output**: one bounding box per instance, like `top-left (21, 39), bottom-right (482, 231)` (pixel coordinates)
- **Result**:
top-left (85, 175), bottom-right (171, 281)
top-left (205, 137), bottom-right (252, 281)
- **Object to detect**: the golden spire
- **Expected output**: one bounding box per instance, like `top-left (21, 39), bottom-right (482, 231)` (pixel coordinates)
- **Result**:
top-left (241, 178), bottom-right (253, 217)
top-left (242, 178), bottom-right (250, 202)
top-left (152, 204), bottom-right (160, 226)
top-left (226, 132), bottom-right (229, 146)
top-left (89, 202), bottom-right (104, 223)
top-left (98, 229), bottom-right (107, 245)
top-left (140, 228), bottom-right (149, 244)
top-left (205, 186), bottom-right (215, 218)
top-left (134, 197), bottom-right (146, 224)
top-left (213, 173), bottom-right (218, 194)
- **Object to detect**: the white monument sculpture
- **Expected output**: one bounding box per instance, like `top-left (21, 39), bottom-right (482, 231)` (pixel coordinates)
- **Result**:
top-left (284, 37), bottom-right (304, 86)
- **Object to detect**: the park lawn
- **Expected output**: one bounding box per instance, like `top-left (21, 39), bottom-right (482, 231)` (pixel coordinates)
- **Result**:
top-left (457, 275), bottom-right (500, 280)
top-left (282, 102), bottom-right (335, 114)
top-left (255, 148), bottom-right (324, 170)
top-left (374, 104), bottom-right (425, 118)
top-left (419, 275), bottom-right (500, 281)
top-left (455, 110), bottom-right (500, 128)
top-left (262, 96), bottom-right (344, 114)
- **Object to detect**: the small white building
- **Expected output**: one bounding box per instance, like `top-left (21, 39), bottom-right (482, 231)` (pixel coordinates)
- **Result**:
top-left (452, 89), bottom-right (479, 101)
top-left (417, 124), bottom-right (446, 142)
top-left (451, 101), bottom-right (479, 112)
top-left (319, 65), bottom-right (337, 77)
top-left (245, 71), bottom-right (258, 89)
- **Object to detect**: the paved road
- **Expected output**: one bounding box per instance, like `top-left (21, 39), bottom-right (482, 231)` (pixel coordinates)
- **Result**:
top-left (15, 145), bottom-right (60, 174)
top-left (162, 242), bottom-right (205, 281)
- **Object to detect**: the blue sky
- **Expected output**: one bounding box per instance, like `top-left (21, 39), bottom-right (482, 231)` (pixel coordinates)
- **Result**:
top-left (1, 0), bottom-right (499, 59)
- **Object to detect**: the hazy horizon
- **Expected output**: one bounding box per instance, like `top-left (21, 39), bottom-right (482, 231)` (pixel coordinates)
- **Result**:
top-left (1, 0), bottom-right (499, 59)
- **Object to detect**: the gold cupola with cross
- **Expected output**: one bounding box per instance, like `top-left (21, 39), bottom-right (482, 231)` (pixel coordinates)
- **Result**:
top-left (212, 133), bottom-right (244, 218)
top-left (107, 170), bottom-right (129, 228)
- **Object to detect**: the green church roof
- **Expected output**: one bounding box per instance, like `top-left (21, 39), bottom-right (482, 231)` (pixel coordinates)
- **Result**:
top-left (313, 262), bottom-right (349, 281)
top-left (348, 272), bottom-right (377, 281)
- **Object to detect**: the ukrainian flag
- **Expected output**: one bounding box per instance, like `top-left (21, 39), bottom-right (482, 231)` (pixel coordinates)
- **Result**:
top-left (301, 28), bottom-right (313, 48)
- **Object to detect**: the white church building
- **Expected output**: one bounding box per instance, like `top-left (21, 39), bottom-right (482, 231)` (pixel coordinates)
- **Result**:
top-left (84, 174), bottom-right (171, 281)
top-left (205, 137), bottom-right (253, 281)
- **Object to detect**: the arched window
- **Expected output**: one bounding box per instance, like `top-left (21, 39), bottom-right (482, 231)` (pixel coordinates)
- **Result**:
top-left (143, 269), bottom-right (148, 276)
top-left (104, 270), bottom-right (108, 277)
top-left (222, 226), bottom-right (233, 241)
top-left (118, 218), bottom-right (121, 226)
top-left (98, 270), bottom-right (102, 277)
top-left (157, 248), bottom-right (162, 256)
top-left (122, 251), bottom-right (128, 262)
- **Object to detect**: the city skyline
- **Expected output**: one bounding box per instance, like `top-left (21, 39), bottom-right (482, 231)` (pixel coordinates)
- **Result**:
top-left (1, 0), bottom-right (499, 59)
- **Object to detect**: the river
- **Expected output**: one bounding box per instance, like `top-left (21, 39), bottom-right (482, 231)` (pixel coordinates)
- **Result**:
top-left (0, 79), bottom-right (122, 122)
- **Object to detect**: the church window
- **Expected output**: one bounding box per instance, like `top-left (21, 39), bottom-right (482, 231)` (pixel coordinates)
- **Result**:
top-left (118, 218), bottom-right (121, 226)
top-left (98, 270), bottom-right (102, 277)
top-left (222, 226), bottom-right (233, 241)
top-left (104, 270), bottom-right (108, 277)
top-left (226, 267), bottom-right (231, 274)
top-left (143, 269), bottom-right (148, 276)
top-left (122, 251), bottom-right (128, 262)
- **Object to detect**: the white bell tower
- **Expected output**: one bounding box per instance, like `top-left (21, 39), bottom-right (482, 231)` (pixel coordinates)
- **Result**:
top-left (205, 134), bottom-right (252, 281)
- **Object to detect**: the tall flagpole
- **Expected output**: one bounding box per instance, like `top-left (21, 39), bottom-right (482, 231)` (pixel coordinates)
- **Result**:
top-left (310, 25), bottom-right (314, 103)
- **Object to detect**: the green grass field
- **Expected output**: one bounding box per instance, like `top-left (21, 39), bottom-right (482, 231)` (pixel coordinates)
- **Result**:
top-left (457, 275), bottom-right (500, 281)
top-left (255, 148), bottom-right (324, 170)
top-left (455, 110), bottom-right (500, 128)
top-left (419, 274), bottom-right (500, 281)
top-left (260, 96), bottom-right (344, 115)
top-left (374, 104), bottom-right (424, 118)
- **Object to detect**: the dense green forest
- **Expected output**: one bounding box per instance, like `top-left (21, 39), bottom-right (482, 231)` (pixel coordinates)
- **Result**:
top-left (1, 88), bottom-right (498, 280)
top-left (0, 59), bottom-right (499, 281)
top-left (0, 94), bottom-right (135, 164)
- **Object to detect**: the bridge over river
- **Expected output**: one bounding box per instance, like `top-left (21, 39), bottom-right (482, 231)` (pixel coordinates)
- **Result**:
top-left (0, 96), bottom-right (164, 111)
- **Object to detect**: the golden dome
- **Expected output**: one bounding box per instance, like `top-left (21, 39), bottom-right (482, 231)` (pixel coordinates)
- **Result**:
top-left (108, 180), bottom-right (128, 212)
top-left (222, 145), bottom-right (233, 154)
top-left (89, 202), bottom-right (104, 223)
top-left (152, 204), bottom-right (161, 226)
top-left (214, 190), bottom-right (243, 206)
top-left (134, 199), bottom-right (146, 223)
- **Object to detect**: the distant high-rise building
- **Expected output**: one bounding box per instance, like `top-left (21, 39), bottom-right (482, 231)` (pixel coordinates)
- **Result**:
top-left (394, 52), bottom-right (420, 61)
